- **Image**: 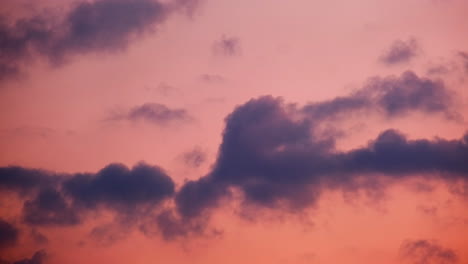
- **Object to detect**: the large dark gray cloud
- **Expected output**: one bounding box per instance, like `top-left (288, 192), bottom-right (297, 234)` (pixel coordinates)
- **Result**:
top-left (0, 0), bottom-right (198, 81)
top-left (400, 240), bottom-right (458, 264)
top-left (0, 219), bottom-right (19, 249)
top-left (380, 38), bottom-right (419, 65)
top-left (175, 95), bottom-right (468, 218)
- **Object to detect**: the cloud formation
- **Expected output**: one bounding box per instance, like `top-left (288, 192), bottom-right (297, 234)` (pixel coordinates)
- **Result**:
top-left (213, 35), bottom-right (241, 56)
top-left (400, 240), bottom-right (458, 264)
top-left (303, 71), bottom-right (457, 121)
top-left (9, 250), bottom-right (47, 264)
top-left (1, 163), bottom-right (175, 229)
top-left (64, 163), bottom-right (175, 211)
top-left (380, 38), bottom-right (419, 65)
top-left (458, 51), bottom-right (468, 73)
top-left (182, 147), bottom-right (207, 168)
top-left (176, 92), bottom-right (467, 218)
top-left (108, 103), bottom-right (192, 125)
top-left (0, 219), bottom-right (19, 250)
top-left (0, 0), bottom-right (198, 81)
top-left (0, 167), bottom-right (58, 195)
top-left (0, 71), bottom-right (466, 241)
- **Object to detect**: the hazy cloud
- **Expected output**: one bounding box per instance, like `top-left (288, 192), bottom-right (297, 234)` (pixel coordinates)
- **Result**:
top-left (213, 35), bottom-right (241, 56)
top-left (108, 103), bottom-right (192, 125)
top-left (182, 147), bottom-right (207, 168)
top-left (380, 38), bottom-right (419, 65)
top-left (400, 240), bottom-right (458, 264)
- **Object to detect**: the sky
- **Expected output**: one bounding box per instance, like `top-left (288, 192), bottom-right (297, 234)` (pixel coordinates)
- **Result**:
top-left (0, 0), bottom-right (468, 263)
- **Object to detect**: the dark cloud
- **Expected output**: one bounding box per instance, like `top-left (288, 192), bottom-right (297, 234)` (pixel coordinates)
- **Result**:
top-left (380, 38), bottom-right (419, 65)
top-left (213, 35), bottom-right (241, 56)
top-left (400, 240), bottom-right (458, 264)
top-left (108, 103), bottom-right (192, 125)
top-left (12, 250), bottom-right (47, 264)
top-left (176, 95), bottom-right (468, 218)
top-left (64, 163), bottom-right (175, 212)
top-left (182, 147), bottom-right (207, 168)
top-left (23, 188), bottom-right (80, 226)
top-left (1, 162), bottom-right (175, 230)
top-left (303, 71), bottom-right (457, 121)
top-left (0, 219), bottom-right (19, 249)
top-left (0, 166), bottom-right (57, 195)
top-left (0, 0), bottom-right (198, 81)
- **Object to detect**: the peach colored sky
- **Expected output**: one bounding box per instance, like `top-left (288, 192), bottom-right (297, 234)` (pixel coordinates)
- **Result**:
top-left (0, 0), bottom-right (468, 263)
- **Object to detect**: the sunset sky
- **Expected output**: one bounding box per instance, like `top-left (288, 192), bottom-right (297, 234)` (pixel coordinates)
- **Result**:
top-left (0, 0), bottom-right (468, 263)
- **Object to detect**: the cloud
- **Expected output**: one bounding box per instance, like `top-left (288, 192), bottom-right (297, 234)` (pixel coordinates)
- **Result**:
top-left (175, 94), bottom-right (467, 218)
top-left (23, 187), bottom-right (80, 226)
top-left (200, 74), bottom-right (225, 83)
top-left (30, 229), bottom-right (48, 245)
top-left (0, 167), bottom-right (58, 195)
top-left (182, 147), bottom-right (207, 168)
top-left (458, 51), bottom-right (468, 73)
top-left (380, 38), bottom-right (419, 65)
top-left (11, 250), bottom-right (47, 264)
top-left (213, 35), bottom-right (241, 56)
top-left (0, 0), bottom-right (199, 81)
top-left (108, 103), bottom-right (192, 125)
top-left (1, 163), bottom-right (175, 229)
top-left (0, 219), bottom-right (19, 249)
top-left (400, 240), bottom-right (458, 264)
top-left (0, 71), bottom-right (467, 239)
top-left (303, 71), bottom-right (458, 121)
top-left (63, 163), bottom-right (175, 213)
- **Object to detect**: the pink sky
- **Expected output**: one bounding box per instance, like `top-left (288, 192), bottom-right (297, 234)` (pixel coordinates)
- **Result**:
top-left (0, 0), bottom-right (467, 263)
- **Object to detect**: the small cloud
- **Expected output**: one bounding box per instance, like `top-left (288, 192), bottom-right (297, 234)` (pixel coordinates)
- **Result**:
top-left (426, 65), bottom-right (451, 75)
top-left (200, 74), bottom-right (225, 83)
top-left (181, 147), bottom-right (207, 168)
top-left (416, 205), bottom-right (438, 216)
top-left (213, 35), bottom-right (241, 56)
top-left (12, 250), bottom-right (47, 264)
top-left (380, 38), bottom-right (419, 65)
top-left (89, 223), bottom-right (129, 246)
top-left (106, 103), bottom-right (192, 126)
top-left (399, 239), bottom-right (458, 264)
top-left (457, 51), bottom-right (468, 73)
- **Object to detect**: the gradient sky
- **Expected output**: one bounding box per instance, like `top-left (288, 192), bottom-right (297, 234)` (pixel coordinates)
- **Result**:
top-left (0, 0), bottom-right (468, 263)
